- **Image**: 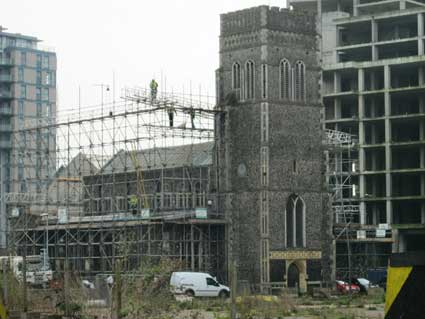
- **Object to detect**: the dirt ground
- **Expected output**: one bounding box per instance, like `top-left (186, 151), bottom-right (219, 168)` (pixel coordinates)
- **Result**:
top-left (20, 286), bottom-right (386, 319)
top-left (174, 288), bottom-right (386, 319)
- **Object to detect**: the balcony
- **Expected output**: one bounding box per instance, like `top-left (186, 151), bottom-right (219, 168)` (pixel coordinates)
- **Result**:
top-left (0, 124), bottom-right (12, 132)
top-left (0, 107), bottom-right (12, 116)
top-left (0, 58), bottom-right (12, 66)
top-left (0, 140), bottom-right (11, 149)
top-left (0, 75), bottom-right (12, 82)
top-left (0, 91), bottom-right (12, 99)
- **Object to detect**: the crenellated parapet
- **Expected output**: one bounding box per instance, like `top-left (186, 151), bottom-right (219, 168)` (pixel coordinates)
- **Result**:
top-left (220, 6), bottom-right (316, 38)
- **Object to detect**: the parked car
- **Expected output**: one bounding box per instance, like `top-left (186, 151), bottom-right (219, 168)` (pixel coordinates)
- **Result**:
top-left (170, 272), bottom-right (230, 298)
top-left (336, 280), bottom-right (360, 294)
top-left (353, 278), bottom-right (370, 293)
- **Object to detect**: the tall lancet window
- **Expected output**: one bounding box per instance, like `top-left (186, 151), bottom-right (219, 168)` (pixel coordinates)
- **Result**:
top-left (232, 62), bottom-right (241, 100)
top-left (286, 194), bottom-right (306, 248)
top-left (245, 60), bottom-right (255, 100)
top-left (280, 59), bottom-right (291, 100)
top-left (294, 60), bottom-right (306, 102)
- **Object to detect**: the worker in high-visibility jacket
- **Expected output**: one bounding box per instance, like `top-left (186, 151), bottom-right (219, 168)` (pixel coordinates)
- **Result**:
top-left (128, 195), bottom-right (138, 215)
top-left (150, 79), bottom-right (158, 101)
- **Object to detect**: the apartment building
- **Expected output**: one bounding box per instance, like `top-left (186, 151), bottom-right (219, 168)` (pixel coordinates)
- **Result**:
top-left (0, 26), bottom-right (57, 248)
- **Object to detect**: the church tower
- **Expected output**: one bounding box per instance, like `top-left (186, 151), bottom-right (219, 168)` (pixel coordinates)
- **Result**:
top-left (215, 5), bottom-right (332, 292)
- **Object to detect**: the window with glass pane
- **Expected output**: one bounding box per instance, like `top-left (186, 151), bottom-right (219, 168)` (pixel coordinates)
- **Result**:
top-left (36, 87), bottom-right (41, 100)
top-left (36, 70), bottom-right (41, 84)
top-left (36, 103), bottom-right (42, 117)
top-left (42, 55), bottom-right (49, 69)
top-left (42, 88), bottom-right (49, 101)
top-left (20, 85), bottom-right (26, 98)
top-left (45, 104), bottom-right (50, 117)
top-left (18, 68), bottom-right (24, 82)
top-left (18, 100), bottom-right (24, 120)
top-left (21, 52), bottom-right (26, 65)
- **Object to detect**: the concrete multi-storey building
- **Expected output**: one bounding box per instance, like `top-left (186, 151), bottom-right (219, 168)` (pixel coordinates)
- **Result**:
top-left (215, 6), bottom-right (332, 292)
top-left (0, 26), bottom-right (57, 248)
top-left (292, 0), bottom-right (425, 275)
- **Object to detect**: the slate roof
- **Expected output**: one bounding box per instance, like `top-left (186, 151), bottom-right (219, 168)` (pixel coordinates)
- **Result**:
top-left (101, 142), bottom-right (213, 174)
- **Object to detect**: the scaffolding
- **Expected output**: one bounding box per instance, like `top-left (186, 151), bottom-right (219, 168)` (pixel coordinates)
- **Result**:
top-left (324, 129), bottom-right (359, 280)
top-left (1, 86), bottom-right (227, 281)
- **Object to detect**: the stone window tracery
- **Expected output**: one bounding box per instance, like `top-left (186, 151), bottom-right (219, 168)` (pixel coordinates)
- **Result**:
top-left (280, 59), bottom-right (291, 100)
top-left (294, 60), bottom-right (306, 102)
top-left (286, 194), bottom-right (306, 248)
top-left (245, 60), bottom-right (255, 100)
top-left (232, 62), bottom-right (241, 100)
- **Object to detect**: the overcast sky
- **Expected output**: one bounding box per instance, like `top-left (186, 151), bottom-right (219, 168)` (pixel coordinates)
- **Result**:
top-left (1, 0), bottom-right (286, 114)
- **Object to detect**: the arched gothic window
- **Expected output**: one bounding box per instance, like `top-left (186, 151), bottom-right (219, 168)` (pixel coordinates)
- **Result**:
top-left (280, 59), bottom-right (291, 100)
top-left (232, 62), bottom-right (241, 90)
top-left (232, 62), bottom-right (241, 100)
top-left (286, 194), bottom-right (306, 248)
top-left (294, 60), bottom-right (306, 102)
top-left (245, 60), bottom-right (255, 100)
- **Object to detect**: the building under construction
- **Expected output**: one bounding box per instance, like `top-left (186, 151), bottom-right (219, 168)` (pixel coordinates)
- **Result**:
top-left (3, 88), bottom-right (227, 279)
top-left (291, 0), bottom-right (425, 278)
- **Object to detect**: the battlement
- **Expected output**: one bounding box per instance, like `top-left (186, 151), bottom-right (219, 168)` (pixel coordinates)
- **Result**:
top-left (220, 5), bottom-right (316, 37)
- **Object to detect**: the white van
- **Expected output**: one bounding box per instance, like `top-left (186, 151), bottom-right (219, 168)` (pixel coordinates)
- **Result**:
top-left (170, 272), bottom-right (230, 298)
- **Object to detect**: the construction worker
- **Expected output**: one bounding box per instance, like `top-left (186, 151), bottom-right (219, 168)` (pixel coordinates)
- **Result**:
top-left (165, 103), bottom-right (177, 127)
top-left (128, 195), bottom-right (138, 215)
top-left (187, 107), bottom-right (196, 129)
top-left (150, 79), bottom-right (158, 101)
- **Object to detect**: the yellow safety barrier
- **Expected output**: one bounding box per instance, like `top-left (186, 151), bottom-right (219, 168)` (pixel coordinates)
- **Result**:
top-left (385, 252), bottom-right (425, 319)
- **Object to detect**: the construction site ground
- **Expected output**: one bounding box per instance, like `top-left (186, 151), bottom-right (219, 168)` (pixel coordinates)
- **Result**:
top-left (6, 287), bottom-right (385, 319)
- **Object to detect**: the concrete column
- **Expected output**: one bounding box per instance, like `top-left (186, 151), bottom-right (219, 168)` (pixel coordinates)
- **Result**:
top-left (334, 72), bottom-right (341, 93)
top-left (419, 13), bottom-right (425, 55)
top-left (400, 0), bottom-right (406, 10)
top-left (371, 124), bottom-right (377, 144)
top-left (370, 96), bottom-right (376, 117)
top-left (384, 65), bottom-right (391, 90)
top-left (360, 202), bottom-right (366, 225)
top-left (372, 205), bottom-right (378, 225)
top-left (358, 69), bottom-right (365, 93)
top-left (335, 99), bottom-right (341, 119)
top-left (386, 200), bottom-right (393, 224)
top-left (353, 0), bottom-right (359, 16)
top-left (421, 119), bottom-right (425, 169)
top-left (384, 65), bottom-right (392, 224)
top-left (358, 72), bottom-right (366, 225)
top-left (419, 67), bottom-right (425, 86)
top-left (0, 151), bottom-right (7, 249)
top-left (371, 151), bottom-right (377, 170)
top-left (371, 20), bottom-right (379, 61)
top-left (392, 229), bottom-right (399, 252)
top-left (371, 19), bottom-right (378, 43)
top-left (422, 204), bottom-right (425, 224)
top-left (337, 0), bottom-right (342, 11)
